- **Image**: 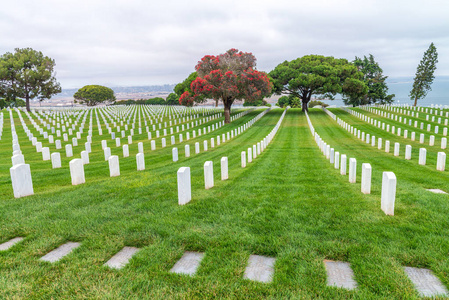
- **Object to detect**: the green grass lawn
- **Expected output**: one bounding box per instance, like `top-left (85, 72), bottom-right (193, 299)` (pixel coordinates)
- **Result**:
top-left (1, 107), bottom-right (449, 299)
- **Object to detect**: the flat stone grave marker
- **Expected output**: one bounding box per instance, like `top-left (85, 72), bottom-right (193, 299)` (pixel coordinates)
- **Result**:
top-left (104, 246), bottom-right (140, 269)
top-left (243, 254), bottom-right (275, 283)
top-left (324, 260), bottom-right (357, 290)
top-left (170, 251), bottom-right (204, 276)
top-left (404, 266), bottom-right (448, 297)
top-left (0, 237), bottom-right (24, 251)
top-left (427, 189), bottom-right (447, 194)
top-left (40, 242), bottom-right (81, 263)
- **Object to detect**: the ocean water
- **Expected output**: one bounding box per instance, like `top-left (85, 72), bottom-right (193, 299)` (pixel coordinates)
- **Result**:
top-left (321, 76), bottom-right (449, 107)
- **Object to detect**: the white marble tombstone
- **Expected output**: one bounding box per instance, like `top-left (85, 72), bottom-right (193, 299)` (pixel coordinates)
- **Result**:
top-left (11, 154), bottom-right (25, 166)
top-left (162, 138), bottom-right (166, 148)
top-left (65, 144), bottom-right (73, 157)
top-left (340, 154), bottom-right (347, 175)
top-left (177, 167), bottom-right (191, 205)
top-left (195, 142), bottom-right (200, 154)
top-left (104, 147), bottom-right (111, 161)
top-left (361, 163), bottom-right (372, 194)
top-left (241, 151), bottom-right (246, 168)
top-left (419, 148), bottom-right (426, 165)
top-left (136, 153), bottom-right (145, 171)
top-left (138, 142), bottom-right (144, 154)
top-left (109, 155), bottom-right (120, 177)
top-left (221, 157), bottom-right (228, 180)
top-left (81, 150), bottom-right (89, 164)
top-left (334, 151), bottom-right (340, 169)
top-left (437, 152), bottom-right (446, 171)
top-left (394, 143), bottom-right (400, 156)
top-left (10, 164), bottom-right (34, 198)
top-left (429, 135), bottom-right (435, 146)
top-left (172, 148), bottom-right (178, 162)
top-left (185, 145), bottom-right (190, 158)
top-left (247, 147), bottom-right (252, 163)
top-left (203, 140), bottom-right (208, 151)
top-left (69, 159), bottom-right (85, 185)
top-left (51, 152), bottom-right (61, 169)
top-left (381, 172), bottom-right (396, 215)
top-left (42, 147), bottom-right (50, 161)
top-left (116, 138), bottom-right (121, 147)
top-left (204, 161), bottom-right (214, 189)
top-left (349, 158), bottom-right (356, 183)
top-left (405, 145), bottom-right (412, 160)
top-left (101, 140), bottom-right (107, 149)
top-left (151, 140), bottom-right (156, 150)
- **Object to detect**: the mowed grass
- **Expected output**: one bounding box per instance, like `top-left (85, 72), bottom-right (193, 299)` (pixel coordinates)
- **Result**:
top-left (0, 107), bottom-right (449, 298)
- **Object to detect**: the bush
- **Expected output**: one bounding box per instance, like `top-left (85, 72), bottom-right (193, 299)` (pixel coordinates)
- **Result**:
top-left (309, 100), bottom-right (329, 108)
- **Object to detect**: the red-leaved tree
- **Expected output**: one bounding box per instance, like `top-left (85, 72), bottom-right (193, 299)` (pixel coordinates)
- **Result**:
top-left (179, 49), bottom-right (272, 123)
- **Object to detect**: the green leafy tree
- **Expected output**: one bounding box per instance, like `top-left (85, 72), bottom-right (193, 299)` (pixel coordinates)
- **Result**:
top-left (410, 43), bottom-right (438, 106)
top-left (269, 55), bottom-right (367, 112)
top-left (276, 96), bottom-right (290, 108)
top-left (343, 54), bottom-right (395, 106)
top-left (73, 85), bottom-right (116, 106)
top-left (0, 48), bottom-right (61, 112)
top-left (166, 93), bottom-right (179, 105)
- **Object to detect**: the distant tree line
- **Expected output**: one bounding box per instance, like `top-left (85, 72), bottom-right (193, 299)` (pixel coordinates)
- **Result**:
top-left (113, 95), bottom-right (179, 106)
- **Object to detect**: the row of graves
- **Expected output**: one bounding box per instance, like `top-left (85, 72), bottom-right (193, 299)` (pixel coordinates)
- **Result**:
top-left (344, 105), bottom-right (447, 171)
top-left (6, 105), bottom-right (259, 197)
top-left (304, 107), bottom-right (449, 297)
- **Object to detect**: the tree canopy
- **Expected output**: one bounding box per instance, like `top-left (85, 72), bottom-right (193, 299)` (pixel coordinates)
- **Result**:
top-left (343, 54), bottom-right (394, 106)
top-left (0, 48), bottom-right (61, 111)
top-left (74, 85), bottom-right (116, 106)
top-left (179, 49), bottom-right (272, 123)
top-left (410, 42), bottom-right (438, 106)
top-left (269, 55), bottom-right (367, 112)
top-left (165, 93), bottom-right (179, 105)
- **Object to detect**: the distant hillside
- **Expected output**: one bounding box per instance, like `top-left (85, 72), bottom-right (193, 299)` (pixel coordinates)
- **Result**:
top-left (53, 84), bottom-right (176, 99)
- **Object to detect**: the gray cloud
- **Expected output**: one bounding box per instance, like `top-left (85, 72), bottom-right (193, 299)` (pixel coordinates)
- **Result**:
top-left (0, 0), bottom-right (447, 89)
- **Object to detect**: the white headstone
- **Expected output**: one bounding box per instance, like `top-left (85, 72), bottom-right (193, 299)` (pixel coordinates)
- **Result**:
top-left (361, 163), bottom-right (372, 194)
top-left (340, 154), bottom-right (347, 175)
top-left (108, 155), bottom-right (120, 177)
top-left (69, 159), bottom-right (85, 185)
top-left (437, 152), bottom-right (446, 171)
top-left (241, 151), bottom-right (246, 168)
top-left (334, 151), bottom-right (340, 169)
top-left (10, 164), bottom-right (34, 198)
top-left (185, 145), bottom-right (190, 157)
top-left (221, 157), bottom-right (228, 180)
top-left (172, 148), bottom-right (178, 162)
top-left (11, 154), bottom-right (25, 166)
top-left (405, 145), bottom-right (412, 160)
top-left (81, 150), bottom-right (89, 164)
top-left (138, 142), bottom-right (144, 154)
top-left (419, 148), bottom-right (427, 165)
top-left (104, 147), bottom-right (111, 161)
top-left (204, 161), bottom-right (214, 189)
top-left (177, 167), bottom-right (191, 205)
top-left (136, 153), bottom-right (145, 171)
top-left (394, 142), bottom-right (400, 156)
top-left (349, 158), bottom-right (356, 183)
top-left (381, 172), bottom-right (396, 215)
top-left (42, 147), bottom-right (50, 161)
top-left (65, 144), bottom-right (73, 157)
top-left (195, 142), bottom-right (200, 154)
top-left (51, 152), bottom-right (61, 169)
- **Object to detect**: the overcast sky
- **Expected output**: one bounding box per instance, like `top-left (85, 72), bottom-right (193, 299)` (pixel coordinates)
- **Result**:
top-left (0, 0), bottom-right (447, 89)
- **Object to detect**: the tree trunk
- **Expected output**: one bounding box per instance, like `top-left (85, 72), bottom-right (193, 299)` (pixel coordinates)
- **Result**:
top-left (223, 97), bottom-right (233, 123)
top-left (301, 98), bottom-right (309, 112)
top-left (215, 99), bottom-right (218, 107)
top-left (414, 96), bottom-right (418, 107)
top-left (26, 95), bottom-right (30, 112)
